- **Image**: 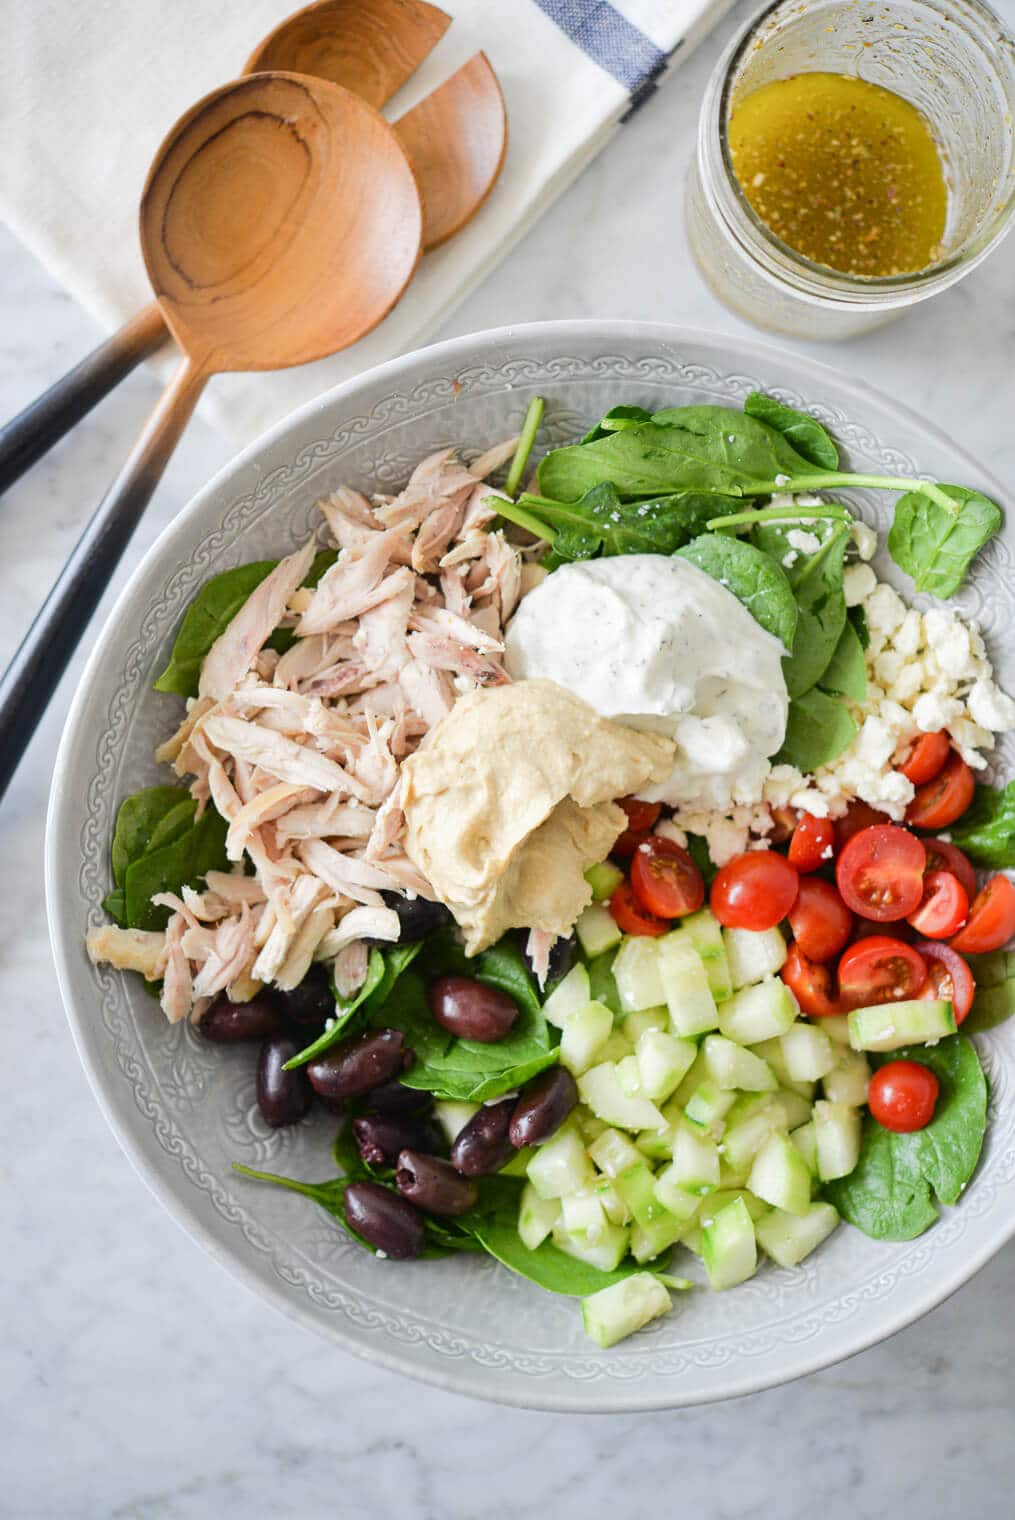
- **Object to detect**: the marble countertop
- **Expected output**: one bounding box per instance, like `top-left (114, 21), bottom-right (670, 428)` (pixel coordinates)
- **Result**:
top-left (4, 3), bottom-right (1015, 1513)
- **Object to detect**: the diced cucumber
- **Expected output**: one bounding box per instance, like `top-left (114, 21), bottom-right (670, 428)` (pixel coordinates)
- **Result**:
top-left (671, 1122), bottom-right (720, 1195)
top-left (751, 1036), bottom-right (815, 1099)
top-left (560, 1191), bottom-right (607, 1242)
top-left (680, 1222), bottom-right (703, 1257)
top-left (703, 1187), bottom-right (768, 1222)
top-left (684, 1080), bottom-right (737, 1135)
top-left (717, 1157), bottom-right (751, 1190)
top-left (541, 963), bottom-right (591, 1028)
top-left (770, 1088), bottom-right (814, 1132)
top-left (616, 1053), bottom-right (644, 1098)
top-left (790, 1120), bottom-right (818, 1176)
top-left (585, 861), bottom-right (625, 902)
top-left (593, 1177), bottom-right (630, 1225)
top-left (721, 1098), bottom-right (787, 1173)
top-left (682, 908), bottom-right (734, 1001)
top-left (576, 902), bottom-right (623, 959)
top-left (813, 1100), bottom-right (862, 1181)
top-left (702, 1033), bottom-right (777, 1092)
top-left (653, 1165), bottom-right (705, 1223)
top-left (622, 1007), bottom-right (669, 1044)
top-left (718, 977), bottom-right (798, 1044)
top-left (724, 925), bottom-right (788, 990)
top-left (756, 1201), bottom-right (839, 1267)
top-left (578, 1062), bottom-right (666, 1132)
top-left (822, 1045), bottom-right (871, 1106)
top-left (500, 1147), bottom-right (534, 1177)
top-left (630, 1209), bottom-right (685, 1263)
top-left (576, 1109), bottom-right (608, 1144)
top-left (526, 1125), bottom-right (596, 1199)
top-left (588, 1127), bottom-right (643, 1179)
top-left (672, 1048), bottom-right (709, 1108)
top-left (433, 1100), bottom-right (479, 1144)
top-left (657, 932), bottom-right (720, 1036)
top-left (581, 1273), bottom-right (672, 1347)
top-left (848, 999), bottom-right (956, 1052)
top-left (780, 1023), bottom-right (835, 1081)
top-left (636, 1124), bottom-right (677, 1162)
top-left (613, 936), bottom-right (666, 1012)
top-left (614, 1162), bottom-right (671, 1229)
top-left (517, 1183), bottom-right (561, 1249)
top-left (701, 1196), bottom-right (758, 1290)
top-left (748, 1132), bottom-right (813, 1217)
top-left (587, 952), bottom-right (622, 1016)
top-left (560, 1000), bottom-right (614, 1075)
top-left (553, 1220), bottom-right (630, 1272)
top-left (822, 1014), bottom-right (853, 1046)
top-left (597, 1031), bottom-right (634, 1064)
top-left (636, 1028), bottom-right (698, 1101)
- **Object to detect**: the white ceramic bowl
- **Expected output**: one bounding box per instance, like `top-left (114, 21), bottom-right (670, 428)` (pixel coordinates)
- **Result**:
top-left (47, 322), bottom-right (1015, 1410)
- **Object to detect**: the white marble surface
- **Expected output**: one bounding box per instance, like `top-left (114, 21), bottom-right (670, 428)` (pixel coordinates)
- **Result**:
top-left (4, 3), bottom-right (1015, 1513)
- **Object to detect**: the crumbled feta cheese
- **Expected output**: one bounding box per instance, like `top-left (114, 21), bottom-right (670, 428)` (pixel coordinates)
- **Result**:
top-left (968, 679), bottom-right (1015, 732)
top-left (864, 583), bottom-right (907, 634)
top-left (790, 788), bottom-right (830, 817)
top-left (855, 715), bottom-right (896, 770)
top-left (654, 817), bottom-right (689, 849)
top-left (891, 664), bottom-right (924, 703)
top-left (787, 528), bottom-right (821, 555)
top-left (782, 550), bottom-right (799, 569)
top-left (762, 764), bottom-right (807, 808)
top-left (843, 563), bottom-right (877, 607)
top-left (912, 691), bottom-right (963, 732)
top-left (893, 609), bottom-right (923, 657)
top-left (850, 521), bottom-right (878, 561)
top-left (874, 650), bottom-right (905, 688)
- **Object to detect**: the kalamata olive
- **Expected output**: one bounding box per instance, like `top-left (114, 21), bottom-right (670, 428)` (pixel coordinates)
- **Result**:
top-left (396, 1150), bottom-right (478, 1216)
top-left (381, 890), bottom-right (452, 942)
top-left (367, 1079), bottom-right (434, 1117)
top-left (275, 964), bottom-right (335, 1031)
top-left (521, 931), bottom-right (578, 986)
top-left (509, 1066), bottom-right (578, 1149)
top-left (450, 1099), bottom-right (515, 1176)
top-left (352, 1113), bottom-right (442, 1168)
top-left (199, 993), bottom-right (285, 1043)
top-left (256, 1035), bottom-right (313, 1128)
top-left (428, 976), bottom-right (519, 1043)
top-left (344, 1181), bottom-right (425, 1259)
top-left (306, 1028), bottom-right (405, 1100)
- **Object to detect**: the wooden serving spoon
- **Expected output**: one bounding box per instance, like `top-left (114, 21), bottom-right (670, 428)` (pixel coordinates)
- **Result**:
top-left (0, 0), bottom-right (507, 494)
top-left (0, 72), bottom-right (422, 797)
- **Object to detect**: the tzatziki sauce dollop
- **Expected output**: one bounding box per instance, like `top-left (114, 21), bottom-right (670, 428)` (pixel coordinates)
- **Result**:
top-left (503, 554), bottom-right (789, 811)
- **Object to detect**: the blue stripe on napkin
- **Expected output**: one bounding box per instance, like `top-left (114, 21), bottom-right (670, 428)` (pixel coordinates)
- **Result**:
top-left (532, 0), bottom-right (667, 96)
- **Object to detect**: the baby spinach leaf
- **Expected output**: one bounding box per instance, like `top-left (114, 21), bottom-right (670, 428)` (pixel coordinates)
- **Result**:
top-left (964, 952), bottom-right (1015, 1033)
top-left (825, 1037), bottom-right (987, 1241)
top-left (777, 687), bottom-right (858, 771)
top-left (505, 484), bottom-right (729, 562)
top-left (471, 936), bottom-right (543, 1021)
top-left (819, 618), bottom-right (867, 703)
top-left (848, 603), bottom-right (870, 651)
top-left (888, 484), bottom-right (1002, 598)
top-left (581, 404), bottom-right (652, 444)
top-left (286, 943), bottom-right (424, 1069)
top-left (110, 786), bottom-right (195, 887)
top-left (675, 532), bottom-right (798, 652)
top-left (743, 392), bottom-right (839, 471)
top-left (949, 780), bottom-right (1015, 869)
top-left (102, 888), bottom-right (127, 925)
top-left (684, 834), bottom-right (717, 886)
top-left (755, 519), bottom-right (849, 697)
top-left (123, 807), bottom-right (229, 931)
top-left (504, 396), bottom-right (545, 496)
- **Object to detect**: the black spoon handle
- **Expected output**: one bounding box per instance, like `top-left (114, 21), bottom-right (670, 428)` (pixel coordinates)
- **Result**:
top-left (0, 357), bottom-right (206, 800)
top-left (0, 303), bottom-right (170, 496)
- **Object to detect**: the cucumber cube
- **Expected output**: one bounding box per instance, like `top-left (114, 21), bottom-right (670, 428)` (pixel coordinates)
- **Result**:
top-left (671, 1123), bottom-right (720, 1195)
top-left (614, 1162), bottom-right (670, 1229)
top-left (703, 1033), bottom-right (778, 1092)
top-left (526, 1125), bottom-right (596, 1199)
top-left (771, 1088), bottom-right (814, 1132)
top-left (635, 1124), bottom-right (677, 1162)
top-left (541, 963), bottom-right (591, 1028)
top-left (653, 1165), bottom-right (705, 1223)
top-left (587, 952), bottom-right (622, 1017)
top-left (780, 1023), bottom-right (836, 1081)
top-left (593, 1177), bottom-right (630, 1225)
top-left (756, 1201), bottom-right (839, 1268)
top-left (587, 1127), bottom-right (643, 1179)
top-left (822, 1046), bottom-right (871, 1106)
top-left (630, 1209), bottom-right (685, 1263)
top-left (636, 1029), bottom-right (698, 1101)
top-left (701, 1196), bottom-right (758, 1290)
top-left (622, 1007), bottom-right (669, 1044)
top-left (682, 908), bottom-right (734, 1001)
top-left (585, 861), bottom-right (625, 902)
top-left (552, 1220), bottom-right (629, 1273)
top-left (718, 978), bottom-right (797, 1044)
top-left (517, 1183), bottom-right (561, 1249)
top-left (432, 1100), bottom-right (479, 1144)
top-left (578, 1062), bottom-right (666, 1132)
top-left (789, 1121), bottom-right (819, 1176)
top-left (822, 1014), bottom-right (853, 1046)
top-left (748, 1132), bottom-right (813, 1217)
top-left (559, 1000), bottom-right (614, 1076)
top-left (581, 1273), bottom-right (672, 1347)
top-left (576, 1109), bottom-right (608, 1144)
top-left (813, 1100), bottom-right (862, 1181)
top-left (705, 1187), bottom-right (768, 1222)
top-left (657, 931), bottom-right (720, 1036)
top-left (723, 925), bottom-right (788, 990)
top-left (672, 1048), bottom-right (709, 1108)
top-left (597, 1031), bottom-right (634, 1064)
top-left (613, 935), bottom-right (666, 1012)
top-left (575, 903), bottom-right (623, 960)
top-left (751, 1036), bottom-right (815, 1099)
top-left (616, 1053), bottom-right (644, 1098)
top-left (560, 1191), bottom-right (607, 1242)
top-left (683, 1080), bottom-right (737, 1135)
top-left (848, 999), bottom-right (955, 1052)
top-left (721, 1098), bottom-right (787, 1174)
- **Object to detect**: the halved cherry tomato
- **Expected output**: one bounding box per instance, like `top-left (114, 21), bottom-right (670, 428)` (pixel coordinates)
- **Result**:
top-left (788, 877), bottom-right (853, 962)
top-left (710, 850), bottom-right (799, 931)
top-left (834, 801), bottom-right (889, 852)
top-left (609, 880), bottom-right (667, 937)
top-left (838, 935), bottom-right (928, 1005)
top-left (781, 941), bottom-right (843, 1017)
top-left (868, 1061), bottom-right (939, 1132)
top-left (612, 797), bottom-right (662, 857)
top-left (949, 874), bottom-right (1015, 954)
top-left (923, 837), bottom-right (977, 902)
top-left (836, 824), bottom-right (926, 921)
top-left (788, 814), bottom-right (836, 873)
top-left (899, 730), bottom-right (951, 785)
top-left (905, 751), bottom-right (975, 830)
top-left (907, 870), bottom-right (969, 940)
top-left (914, 940), bottom-right (975, 1024)
top-left (631, 837), bottom-right (704, 920)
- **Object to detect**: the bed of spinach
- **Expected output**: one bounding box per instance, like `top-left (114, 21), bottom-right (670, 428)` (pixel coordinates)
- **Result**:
top-left (284, 944), bottom-right (423, 1069)
top-left (949, 780), bottom-right (1015, 869)
top-left (743, 393), bottom-right (840, 471)
top-left (826, 1037), bottom-right (987, 1241)
top-left (777, 687), bottom-right (858, 773)
top-left (103, 784), bottom-right (229, 931)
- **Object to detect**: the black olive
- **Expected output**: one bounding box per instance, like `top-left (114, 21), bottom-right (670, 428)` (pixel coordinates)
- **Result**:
top-left (520, 931), bottom-right (578, 986)
top-left (380, 890), bottom-right (452, 943)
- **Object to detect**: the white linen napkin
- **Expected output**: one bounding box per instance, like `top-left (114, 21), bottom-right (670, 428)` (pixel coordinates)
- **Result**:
top-left (0, 0), bottom-right (732, 446)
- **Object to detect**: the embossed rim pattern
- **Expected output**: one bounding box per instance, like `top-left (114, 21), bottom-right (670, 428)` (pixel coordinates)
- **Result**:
top-left (46, 323), bottom-right (1015, 1411)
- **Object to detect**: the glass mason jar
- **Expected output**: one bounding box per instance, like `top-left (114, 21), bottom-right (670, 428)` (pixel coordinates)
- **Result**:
top-left (686, 0), bottom-right (1015, 339)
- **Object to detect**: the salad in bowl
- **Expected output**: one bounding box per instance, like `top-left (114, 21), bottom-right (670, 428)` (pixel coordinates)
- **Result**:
top-left (84, 384), bottom-right (1015, 1352)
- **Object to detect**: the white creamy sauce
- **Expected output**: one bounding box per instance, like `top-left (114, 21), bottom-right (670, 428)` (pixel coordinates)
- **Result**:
top-left (503, 555), bottom-right (789, 811)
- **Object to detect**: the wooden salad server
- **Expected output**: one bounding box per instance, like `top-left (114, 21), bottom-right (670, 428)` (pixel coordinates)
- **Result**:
top-left (0, 0), bottom-right (506, 495)
top-left (0, 72), bottom-right (423, 798)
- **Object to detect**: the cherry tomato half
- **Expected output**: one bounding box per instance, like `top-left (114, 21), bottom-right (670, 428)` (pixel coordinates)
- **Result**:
top-left (631, 838), bottom-right (705, 920)
top-left (788, 877), bottom-right (853, 962)
top-left (838, 935), bottom-right (928, 1006)
top-left (788, 814), bottom-right (836, 873)
top-left (609, 880), bottom-right (668, 937)
top-left (836, 824), bottom-right (927, 921)
top-left (781, 941), bottom-right (843, 1017)
top-left (834, 801), bottom-right (890, 853)
top-left (899, 730), bottom-right (951, 785)
top-left (949, 874), bottom-right (1015, 954)
top-left (907, 870), bottom-right (969, 940)
top-left (868, 1060), bottom-right (940, 1133)
top-left (923, 838), bottom-right (977, 903)
top-left (905, 751), bottom-right (976, 831)
top-left (710, 850), bottom-right (799, 931)
top-left (612, 797), bottom-right (662, 857)
top-left (914, 940), bottom-right (975, 1024)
